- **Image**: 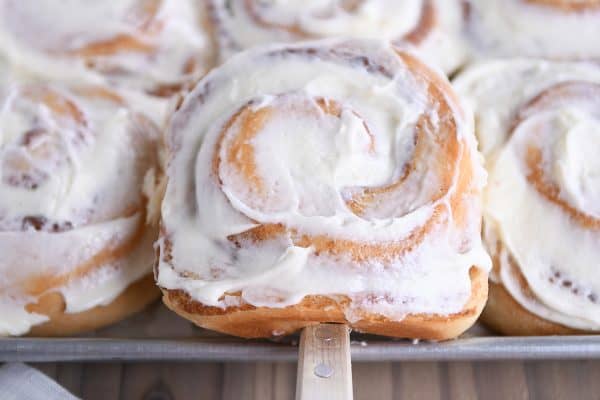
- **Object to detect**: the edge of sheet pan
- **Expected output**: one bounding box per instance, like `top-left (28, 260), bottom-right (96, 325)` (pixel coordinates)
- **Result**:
top-left (2, 336), bottom-right (600, 362)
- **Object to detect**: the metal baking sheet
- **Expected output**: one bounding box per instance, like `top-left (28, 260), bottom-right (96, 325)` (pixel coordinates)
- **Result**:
top-left (2, 303), bottom-right (599, 362)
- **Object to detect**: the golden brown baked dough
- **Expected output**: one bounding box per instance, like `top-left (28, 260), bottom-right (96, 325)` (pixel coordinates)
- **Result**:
top-left (481, 83), bottom-right (600, 335)
top-left (156, 39), bottom-right (490, 340)
top-left (0, 0), bottom-right (215, 96)
top-left (28, 275), bottom-right (159, 337)
top-left (162, 268), bottom-right (487, 340)
top-left (0, 82), bottom-right (163, 336)
top-left (482, 282), bottom-right (582, 336)
top-left (454, 59), bottom-right (600, 335)
top-left (482, 241), bottom-right (583, 335)
top-left (207, 0), bottom-right (467, 74)
top-left (525, 0), bottom-right (600, 11)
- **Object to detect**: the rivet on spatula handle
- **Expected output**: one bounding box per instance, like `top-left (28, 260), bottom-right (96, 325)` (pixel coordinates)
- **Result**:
top-left (295, 324), bottom-right (353, 400)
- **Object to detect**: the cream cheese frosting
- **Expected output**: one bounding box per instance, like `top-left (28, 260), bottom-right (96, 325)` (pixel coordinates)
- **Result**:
top-left (0, 67), bottom-right (160, 335)
top-left (208, 0), bottom-right (468, 74)
top-left (465, 0), bottom-right (600, 60)
top-left (0, 0), bottom-right (214, 97)
top-left (454, 59), bottom-right (600, 330)
top-left (157, 39), bottom-right (490, 323)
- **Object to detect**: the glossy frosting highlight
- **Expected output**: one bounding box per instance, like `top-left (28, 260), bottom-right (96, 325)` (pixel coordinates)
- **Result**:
top-left (0, 0), bottom-right (214, 96)
top-left (455, 59), bottom-right (600, 330)
top-left (209, 0), bottom-right (467, 73)
top-left (0, 72), bottom-right (160, 335)
top-left (157, 39), bottom-right (490, 323)
top-left (466, 0), bottom-right (600, 60)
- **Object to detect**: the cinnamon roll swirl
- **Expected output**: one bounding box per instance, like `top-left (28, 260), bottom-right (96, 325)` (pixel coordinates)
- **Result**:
top-left (208, 0), bottom-right (467, 74)
top-left (0, 0), bottom-right (214, 97)
top-left (455, 59), bottom-right (600, 334)
top-left (0, 78), bottom-right (162, 336)
top-left (156, 39), bottom-right (491, 339)
top-left (464, 0), bottom-right (600, 60)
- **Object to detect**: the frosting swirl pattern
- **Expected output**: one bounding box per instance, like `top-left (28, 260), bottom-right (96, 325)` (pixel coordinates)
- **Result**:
top-left (465, 0), bottom-right (600, 60)
top-left (208, 0), bottom-right (467, 73)
top-left (0, 0), bottom-right (214, 96)
top-left (0, 75), bottom-right (160, 335)
top-left (455, 59), bottom-right (600, 330)
top-left (157, 39), bottom-right (490, 327)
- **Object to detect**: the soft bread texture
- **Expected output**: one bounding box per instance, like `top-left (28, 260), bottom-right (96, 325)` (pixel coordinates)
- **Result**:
top-left (482, 241), bottom-right (583, 336)
top-left (161, 267), bottom-right (487, 340)
top-left (0, 82), bottom-right (164, 336)
top-left (454, 60), bottom-right (600, 334)
top-left (482, 282), bottom-right (583, 336)
top-left (18, 207), bottom-right (163, 337)
top-left (207, 0), bottom-right (467, 74)
top-left (27, 274), bottom-right (159, 337)
top-left (0, 0), bottom-right (214, 97)
top-left (157, 40), bottom-right (490, 340)
top-left (481, 241), bottom-right (585, 336)
top-left (15, 212), bottom-right (162, 336)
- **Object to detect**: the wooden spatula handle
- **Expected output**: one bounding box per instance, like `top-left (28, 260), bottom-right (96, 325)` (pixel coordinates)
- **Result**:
top-left (296, 324), bottom-right (353, 400)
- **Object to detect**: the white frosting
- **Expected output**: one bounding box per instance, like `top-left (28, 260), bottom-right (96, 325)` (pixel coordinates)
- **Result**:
top-left (59, 224), bottom-right (156, 313)
top-left (157, 39), bottom-right (490, 322)
top-left (0, 0), bottom-right (213, 95)
top-left (0, 75), bottom-right (159, 336)
top-left (466, 0), bottom-right (600, 60)
top-left (209, 0), bottom-right (467, 73)
top-left (553, 109), bottom-right (600, 217)
top-left (454, 59), bottom-right (600, 330)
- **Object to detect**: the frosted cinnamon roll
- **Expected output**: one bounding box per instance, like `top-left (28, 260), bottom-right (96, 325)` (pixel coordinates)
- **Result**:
top-left (208, 0), bottom-right (467, 74)
top-left (0, 78), bottom-right (162, 336)
top-left (0, 0), bottom-right (214, 97)
top-left (156, 39), bottom-right (491, 339)
top-left (464, 0), bottom-right (600, 60)
top-left (454, 59), bottom-right (600, 334)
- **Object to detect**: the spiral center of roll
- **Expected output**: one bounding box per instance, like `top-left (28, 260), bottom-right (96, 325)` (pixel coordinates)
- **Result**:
top-left (2, 0), bottom-right (161, 54)
top-left (554, 109), bottom-right (600, 217)
top-left (218, 94), bottom-right (391, 217)
top-left (512, 81), bottom-right (600, 224)
top-left (0, 87), bottom-right (88, 191)
top-left (241, 0), bottom-right (423, 39)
